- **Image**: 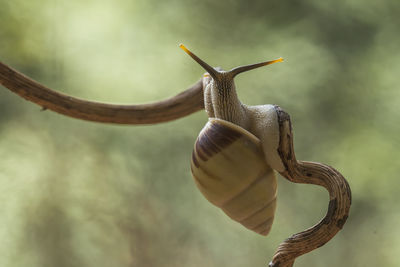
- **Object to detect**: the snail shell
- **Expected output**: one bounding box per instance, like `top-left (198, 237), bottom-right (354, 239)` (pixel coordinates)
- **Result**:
top-left (191, 118), bottom-right (277, 236)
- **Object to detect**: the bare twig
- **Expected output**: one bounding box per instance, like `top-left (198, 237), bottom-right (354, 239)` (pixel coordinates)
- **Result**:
top-left (270, 106), bottom-right (352, 267)
top-left (0, 61), bottom-right (204, 124)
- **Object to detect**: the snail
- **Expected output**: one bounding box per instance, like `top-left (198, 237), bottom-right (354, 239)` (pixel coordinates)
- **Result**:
top-left (0, 44), bottom-right (352, 267)
top-left (179, 44), bottom-right (283, 235)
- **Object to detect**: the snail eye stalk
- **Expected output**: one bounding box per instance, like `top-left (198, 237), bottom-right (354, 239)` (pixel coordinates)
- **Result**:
top-left (230, 57), bottom-right (283, 77)
top-left (179, 44), bottom-right (219, 80)
top-left (180, 43), bottom-right (283, 79)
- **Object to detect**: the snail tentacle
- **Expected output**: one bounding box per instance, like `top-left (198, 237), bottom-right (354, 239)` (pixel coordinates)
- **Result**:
top-left (0, 61), bottom-right (204, 124)
top-left (269, 106), bottom-right (352, 267)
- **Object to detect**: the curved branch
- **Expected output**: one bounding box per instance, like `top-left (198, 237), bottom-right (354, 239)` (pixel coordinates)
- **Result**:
top-left (0, 61), bottom-right (204, 124)
top-left (269, 107), bottom-right (352, 267)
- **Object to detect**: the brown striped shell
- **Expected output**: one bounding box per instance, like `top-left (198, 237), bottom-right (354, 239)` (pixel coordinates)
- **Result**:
top-left (191, 118), bottom-right (277, 236)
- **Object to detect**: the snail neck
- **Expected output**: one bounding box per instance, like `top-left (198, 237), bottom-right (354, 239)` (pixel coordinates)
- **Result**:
top-left (205, 77), bottom-right (248, 129)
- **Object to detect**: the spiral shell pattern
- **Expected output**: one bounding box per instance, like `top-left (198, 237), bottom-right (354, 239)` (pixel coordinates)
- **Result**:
top-left (191, 118), bottom-right (277, 236)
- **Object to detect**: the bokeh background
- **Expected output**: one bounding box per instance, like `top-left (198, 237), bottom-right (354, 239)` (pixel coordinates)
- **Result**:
top-left (1, 0), bottom-right (399, 266)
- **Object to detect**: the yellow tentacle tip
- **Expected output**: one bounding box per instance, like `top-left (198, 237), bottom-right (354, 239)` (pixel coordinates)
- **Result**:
top-left (179, 43), bottom-right (189, 53)
top-left (274, 57), bottom-right (284, 63)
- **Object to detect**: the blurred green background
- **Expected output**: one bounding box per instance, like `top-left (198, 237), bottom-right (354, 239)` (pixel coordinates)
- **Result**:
top-left (1, 0), bottom-right (399, 266)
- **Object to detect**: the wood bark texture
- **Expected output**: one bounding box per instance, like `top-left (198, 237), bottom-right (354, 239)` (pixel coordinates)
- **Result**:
top-left (269, 106), bottom-right (352, 267)
top-left (0, 61), bottom-right (204, 124)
